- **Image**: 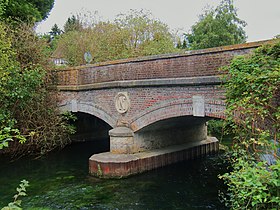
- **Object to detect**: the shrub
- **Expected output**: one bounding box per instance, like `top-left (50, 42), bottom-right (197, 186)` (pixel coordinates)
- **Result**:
top-left (0, 21), bottom-right (75, 156)
top-left (219, 40), bottom-right (280, 209)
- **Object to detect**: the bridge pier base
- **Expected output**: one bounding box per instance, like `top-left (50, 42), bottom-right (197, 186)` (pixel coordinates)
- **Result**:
top-left (109, 127), bottom-right (135, 154)
top-left (89, 136), bottom-right (219, 178)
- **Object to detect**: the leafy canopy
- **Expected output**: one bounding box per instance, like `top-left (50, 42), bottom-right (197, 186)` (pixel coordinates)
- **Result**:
top-left (185, 0), bottom-right (247, 50)
top-left (54, 10), bottom-right (179, 66)
top-left (1, 0), bottom-right (54, 23)
top-left (63, 15), bottom-right (83, 33)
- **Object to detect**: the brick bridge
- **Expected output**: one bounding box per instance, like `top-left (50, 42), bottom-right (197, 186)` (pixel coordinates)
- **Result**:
top-left (55, 40), bottom-right (272, 178)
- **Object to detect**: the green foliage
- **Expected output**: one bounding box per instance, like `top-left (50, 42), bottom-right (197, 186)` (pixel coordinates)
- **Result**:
top-left (0, 127), bottom-right (26, 150)
top-left (115, 9), bottom-right (177, 56)
top-left (220, 40), bottom-right (280, 209)
top-left (0, 0), bottom-right (8, 18)
top-left (0, 62), bottom-right (46, 149)
top-left (185, 0), bottom-right (246, 50)
top-left (1, 180), bottom-right (29, 210)
top-left (0, 21), bottom-right (74, 156)
top-left (223, 40), bottom-right (280, 153)
top-left (50, 24), bottom-right (62, 38)
top-left (219, 157), bottom-right (280, 209)
top-left (54, 10), bottom-right (179, 66)
top-left (207, 119), bottom-right (225, 139)
top-left (63, 15), bottom-right (83, 33)
top-left (0, 22), bottom-right (14, 68)
top-left (61, 111), bottom-right (77, 135)
top-left (7, 23), bottom-right (51, 67)
top-left (1, 0), bottom-right (54, 23)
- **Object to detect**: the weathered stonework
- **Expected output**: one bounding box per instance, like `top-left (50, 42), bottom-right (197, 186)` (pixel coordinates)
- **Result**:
top-left (133, 120), bottom-right (208, 152)
top-left (56, 40), bottom-right (274, 131)
top-left (109, 127), bottom-right (135, 154)
top-left (114, 92), bottom-right (130, 114)
top-left (89, 137), bottom-right (219, 178)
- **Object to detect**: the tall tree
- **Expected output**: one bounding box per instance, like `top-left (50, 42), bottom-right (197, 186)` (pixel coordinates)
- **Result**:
top-left (115, 9), bottom-right (177, 56)
top-left (50, 23), bottom-right (62, 37)
top-left (55, 10), bottom-right (178, 66)
top-left (1, 0), bottom-right (54, 23)
top-left (185, 0), bottom-right (247, 50)
top-left (64, 15), bottom-right (83, 33)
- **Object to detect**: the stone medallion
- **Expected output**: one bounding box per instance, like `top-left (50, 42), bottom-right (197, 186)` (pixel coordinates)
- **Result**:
top-left (115, 92), bottom-right (130, 114)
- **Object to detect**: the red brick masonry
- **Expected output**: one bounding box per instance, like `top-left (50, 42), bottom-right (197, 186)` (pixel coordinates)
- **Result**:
top-left (54, 39), bottom-right (275, 87)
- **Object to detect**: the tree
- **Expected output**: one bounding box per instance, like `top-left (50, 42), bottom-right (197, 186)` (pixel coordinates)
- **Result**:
top-left (55, 21), bottom-right (128, 65)
top-left (185, 0), bottom-right (247, 50)
top-left (115, 9), bottom-right (177, 56)
top-left (0, 22), bottom-right (75, 155)
top-left (54, 10), bottom-right (179, 66)
top-left (50, 23), bottom-right (63, 37)
top-left (64, 15), bottom-right (83, 33)
top-left (1, 0), bottom-right (54, 23)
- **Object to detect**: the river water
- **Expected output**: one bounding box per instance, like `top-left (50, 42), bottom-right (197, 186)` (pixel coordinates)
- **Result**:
top-left (0, 139), bottom-right (229, 209)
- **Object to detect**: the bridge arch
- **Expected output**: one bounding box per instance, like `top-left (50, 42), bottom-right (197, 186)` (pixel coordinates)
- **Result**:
top-left (130, 99), bottom-right (225, 132)
top-left (59, 100), bottom-right (117, 128)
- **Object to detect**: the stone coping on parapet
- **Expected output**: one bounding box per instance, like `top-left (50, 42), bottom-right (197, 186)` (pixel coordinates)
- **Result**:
top-left (54, 39), bottom-right (278, 72)
top-left (57, 75), bottom-right (222, 91)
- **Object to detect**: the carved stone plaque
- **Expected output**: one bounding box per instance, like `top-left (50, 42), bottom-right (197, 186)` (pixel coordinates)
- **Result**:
top-left (115, 92), bottom-right (130, 114)
top-left (192, 95), bottom-right (205, 117)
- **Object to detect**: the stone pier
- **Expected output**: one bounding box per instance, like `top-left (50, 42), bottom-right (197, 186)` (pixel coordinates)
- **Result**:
top-left (89, 136), bottom-right (219, 178)
top-left (88, 91), bottom-right (220, 178)
top-left (89, 120), bottom-right (219, 178)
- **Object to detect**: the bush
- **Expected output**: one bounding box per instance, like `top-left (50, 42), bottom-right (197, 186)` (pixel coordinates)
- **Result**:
top-left (219, 40), bottom-right (280, 209)
top-left (219, 156), bottom-right (280, 209)
top-left (0, 21), bottom-right (74, 156)
top-left (207, 119), bottom-right (225, 139)
top-left (1, 180), bottom-right (29, 210)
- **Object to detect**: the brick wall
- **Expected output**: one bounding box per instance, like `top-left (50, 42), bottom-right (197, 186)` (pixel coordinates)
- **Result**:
top-left (55, 40), bottom-right (274, 130)
top-left (58, 85), bottom-right (225, 132)
top-left (54, 40), bottom-right (273, 86)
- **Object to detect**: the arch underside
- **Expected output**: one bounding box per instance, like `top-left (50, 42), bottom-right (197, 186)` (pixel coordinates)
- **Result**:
top-left (130, 100), bottom-right (225, 132)
top-left (59, 101), bottom-right (117, 128)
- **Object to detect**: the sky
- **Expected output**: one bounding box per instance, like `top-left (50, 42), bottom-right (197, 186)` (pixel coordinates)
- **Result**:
top-left (36, 0), bottom-right (280, 42)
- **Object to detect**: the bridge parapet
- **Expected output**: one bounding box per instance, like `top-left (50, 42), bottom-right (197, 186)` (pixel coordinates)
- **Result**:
top-left (54, 40), bottom-right (273, 88)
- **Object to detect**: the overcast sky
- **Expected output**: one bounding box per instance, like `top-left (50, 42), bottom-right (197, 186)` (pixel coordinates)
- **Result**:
top-left (36, 0), bottom-right (280, 42)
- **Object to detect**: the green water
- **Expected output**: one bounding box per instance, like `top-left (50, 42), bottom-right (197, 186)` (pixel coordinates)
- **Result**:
top-left (0, 139), bottom-right (229, 209)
